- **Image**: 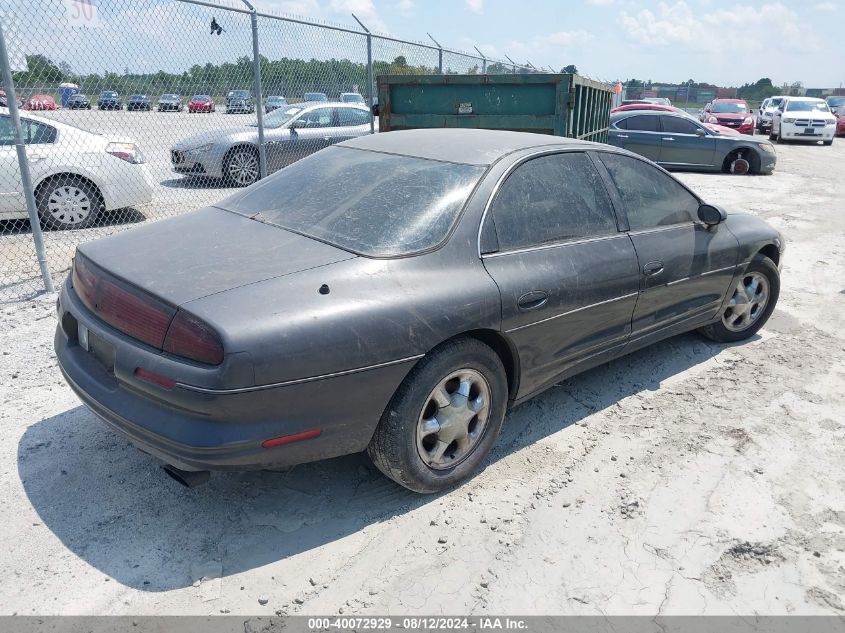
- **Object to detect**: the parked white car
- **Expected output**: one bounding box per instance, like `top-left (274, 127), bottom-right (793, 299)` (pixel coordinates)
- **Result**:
top-left (770, 97), bottom-right (836, 146)
top-left (0, 108), bottom-right (154, 229)
top-left (756, 95), bottom-right (786, 134)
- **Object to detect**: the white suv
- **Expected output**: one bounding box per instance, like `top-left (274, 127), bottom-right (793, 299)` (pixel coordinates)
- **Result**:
top-left (0, 109), bottom-right (154, 228)
top-left (770, 97), bottom-right (836, 146)
top-left (756, 95), bottom-right (786, 134)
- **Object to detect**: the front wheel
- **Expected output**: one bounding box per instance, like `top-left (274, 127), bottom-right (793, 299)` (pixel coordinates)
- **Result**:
top-left (698, 254), bottom-right (779, 343)
top-left (223, 147), bottom-right (260, 187)
top-left (367, 338), bottom-right (508, 493)
top-left (823, 139), bottom-right (833, 146)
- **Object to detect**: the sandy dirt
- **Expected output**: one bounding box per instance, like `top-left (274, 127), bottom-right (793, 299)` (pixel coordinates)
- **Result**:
top-left (0, 139), bottom-right (843, 616)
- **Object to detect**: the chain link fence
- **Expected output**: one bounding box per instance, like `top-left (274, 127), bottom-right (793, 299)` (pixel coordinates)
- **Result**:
top-left (0, 0), bottom-right (533, 302)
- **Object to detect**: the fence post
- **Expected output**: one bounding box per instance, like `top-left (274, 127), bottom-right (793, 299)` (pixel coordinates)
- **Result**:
top-left (427, 33), bottom-right (443, 73)
top-left (473, 46), bottom-right (487, 74)
top-left (0, 20), bottom-right (54, 293)
top-left (352, 14), bottom-right (375, 135)
top-left (241, 0), bottom-right (266, 179)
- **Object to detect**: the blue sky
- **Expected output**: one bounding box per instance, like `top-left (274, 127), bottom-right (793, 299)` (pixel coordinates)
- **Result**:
top-left (4, 0), bottom-right (843, 88)
top-left (260, 0), bottom-right (843, 87)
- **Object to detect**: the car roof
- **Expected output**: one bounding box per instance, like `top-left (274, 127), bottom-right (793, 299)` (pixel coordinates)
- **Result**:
top-left (712, 98), bottom-right (745, 103)
top-left (785, 96), bottom-right (825, 102)
top-left (340, 128), bottom-right (603, 166)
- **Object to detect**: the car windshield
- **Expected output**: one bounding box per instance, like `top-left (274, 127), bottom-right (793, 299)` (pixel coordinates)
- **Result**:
top-left (102, 92), bottom-right (117, 97)
top-left (130, 95), bottom-right (146, 99)
top-left (268, 97), bottom-right (285, 103)
top-left (305, 93), bottom-right (327, 101)
top-left (786, 101), bottom-right (829, 112)
top-left (162, 94), bottom-right (178, 99)
top-left (219, 146), bottom-right (486, 257)
top-left (826, 97), bottom-right (845, 107)
top-left (768, 98), bottom-right (783, 108)
top-left (229, 91), bottom-right (249, 98)
top-left (343, 94), bottom-right (364, 102)
top-left (712, 102), bottom-right (747, 113)
top-left (194, 95), bottom-right (210, 101)
top-left (253, 106), bottom-right (303, 129)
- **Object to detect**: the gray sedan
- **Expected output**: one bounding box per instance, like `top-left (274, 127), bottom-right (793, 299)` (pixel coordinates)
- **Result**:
top-left (56, 129), bottom-right (784, 493)
top-left (170, 102), bottom-right (375, 186)
top-left (609, 110), bottom-right (777, 175)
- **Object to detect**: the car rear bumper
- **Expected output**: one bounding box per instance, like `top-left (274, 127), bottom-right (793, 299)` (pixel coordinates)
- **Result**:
top-left (100, 162), bottom-right (154, 210)
top-left (55, 281), bottom-right (415, 472)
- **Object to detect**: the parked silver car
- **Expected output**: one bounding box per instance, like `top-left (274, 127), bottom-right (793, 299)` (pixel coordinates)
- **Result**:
top-left (170, 102), bottom-right (375, 186)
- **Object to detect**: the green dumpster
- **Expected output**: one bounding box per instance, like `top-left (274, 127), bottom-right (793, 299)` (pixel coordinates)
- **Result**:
top-left (377, 73), bottom-right (614, 143)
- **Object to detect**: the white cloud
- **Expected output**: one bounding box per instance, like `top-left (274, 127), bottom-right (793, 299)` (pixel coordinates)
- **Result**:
top-left (327, 0), bottom-right (387, 31)
top-left (814, 1), bottom-right (836, 10)
top-left (394, 0), bottom-right (416, 16)
top-left (587, 0), bottom-right (615, 5)
top-left (506, 29), bottom-right (593, 68)
top-left (619, 2), bottom-right (818, 53)
top-left (466, 0), bottom-right (484, 14)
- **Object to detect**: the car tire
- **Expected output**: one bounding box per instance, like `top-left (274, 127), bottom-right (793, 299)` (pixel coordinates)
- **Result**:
top-left (776, 127), bottom-right (785, 144)
top-left (223, 146), bottom-right (260, 187)
top-left (698, 254), bottom-right (779, 344)
top-left (36, 176), bottom-right (102, 230)
top-left (367, 338), bottom-right (508, 493)
top-left (823, 139), bottom-right (833, 146)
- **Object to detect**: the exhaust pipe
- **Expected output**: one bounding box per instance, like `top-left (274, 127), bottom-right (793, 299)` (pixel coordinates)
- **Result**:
top-left (162, 464), bottom-right (211, 488)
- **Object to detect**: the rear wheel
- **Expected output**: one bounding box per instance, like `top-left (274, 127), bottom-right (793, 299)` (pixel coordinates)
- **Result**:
top-left (698, 255), bottom-right (779, 343)
top-left (223, 146), bottom-right (260, 187)
top-left (367, 338), bottom-right (508, 493)
top-left (36, 176), bottom-right (102, 230)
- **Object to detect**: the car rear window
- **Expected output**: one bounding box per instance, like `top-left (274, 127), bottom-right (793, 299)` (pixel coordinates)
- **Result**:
top-left (219, 146), bottom-right (485, 257)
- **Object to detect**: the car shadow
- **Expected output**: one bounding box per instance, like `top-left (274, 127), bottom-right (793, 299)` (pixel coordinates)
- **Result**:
top-left (19, 331), bottom-right (737, 591)
top-left (159, 176), bottom-right (229, 190)
top-left (0, 208), bottom-right (147, 236)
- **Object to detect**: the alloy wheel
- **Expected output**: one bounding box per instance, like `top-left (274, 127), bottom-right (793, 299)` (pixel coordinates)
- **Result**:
top-left (46, 184), bottom-right (92, 226)
top-left (722, 272), bottom-right (770, 332)
top-left (416, 368), bottom-right (491, 470)
top-left (227, 151), bottom-right (259, 186)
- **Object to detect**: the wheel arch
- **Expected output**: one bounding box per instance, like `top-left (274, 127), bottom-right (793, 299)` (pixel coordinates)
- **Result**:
top-left (432, 329), bottom-right (521, 402)
top-left (722, 145), bottom-right (761, 174)
top-left (755, 243), bottom-right (780, 267)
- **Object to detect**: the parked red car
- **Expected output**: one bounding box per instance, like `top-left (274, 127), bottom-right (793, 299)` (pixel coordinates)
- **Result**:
top-left (22, 94), bottom-right (57, 111)
top-left (188, 95), bottom-right (215, 113)
top-left (700, 99), bottom-right (754, 135)
top-left (836, 112), bottom-right (845, 137)
top-left (611, 103), bottom-right (741, 136)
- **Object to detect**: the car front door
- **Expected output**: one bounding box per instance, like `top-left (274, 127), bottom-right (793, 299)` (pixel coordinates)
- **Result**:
top-left (608, 114), bottom-right (662, 161)
top-left (598, 152), bottom-right (739, 345)
top-left (480, 151), bottom-right (640, 399)
top-left (657, 114), bottom-right (717, 168)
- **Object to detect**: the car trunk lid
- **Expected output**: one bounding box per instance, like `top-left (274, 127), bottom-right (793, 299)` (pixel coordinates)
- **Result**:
top-left (77, 206), bottom-right (355, 306)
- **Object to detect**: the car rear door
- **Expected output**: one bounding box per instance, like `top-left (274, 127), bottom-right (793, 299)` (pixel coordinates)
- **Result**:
top-left (657, 114), bottom-right (716, 168)
top-left (597, 152), bottom-right (738, 345)
top-left (0, 115), bottom-right (24, 214)
top-left (333, 107), bottom-right (372, 142)
top-left (608, 114), bottom-right (662, 161)
top-left (480, 151), bottom-right (640, 399)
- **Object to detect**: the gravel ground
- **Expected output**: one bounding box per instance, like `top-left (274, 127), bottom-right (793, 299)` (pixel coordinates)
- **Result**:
top-left (0, 139), bottom-right (844, 616)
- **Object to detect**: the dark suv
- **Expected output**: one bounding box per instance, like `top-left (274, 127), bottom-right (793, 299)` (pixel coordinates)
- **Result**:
top-left (225, 89), bottom-right (255, 114)
top-left (97, 91), bottom-right (122, 110)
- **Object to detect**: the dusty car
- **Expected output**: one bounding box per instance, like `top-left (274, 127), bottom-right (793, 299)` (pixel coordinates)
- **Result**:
top-left (56, 128), bottom-right (784, 492)
top-left (170, 102), bottom-right (374, 186)
top-left (700, 99), bottom-right (754, 135)
top-left (609, 110), bottom-right (776, 174)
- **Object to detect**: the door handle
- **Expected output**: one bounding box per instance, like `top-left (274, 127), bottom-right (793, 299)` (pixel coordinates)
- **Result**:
top-left (643, 261), bottom-right (664, 277)
top-left (661, 137), bottom-right (675, 141)
top-left (616, 134), bottom-right (629, 139)
top-left (517, 290), bottom-right (549, 312)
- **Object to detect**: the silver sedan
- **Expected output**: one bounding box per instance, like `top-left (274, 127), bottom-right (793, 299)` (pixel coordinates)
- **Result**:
top-left (170, 102), bottom-right (376, 186)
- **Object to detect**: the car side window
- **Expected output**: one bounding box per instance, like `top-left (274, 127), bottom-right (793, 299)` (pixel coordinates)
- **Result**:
top-left (299, 107), bottom-right (334, 128)
top-left (622, 115), bottom-right (659, 132)
top-left (25, 120), bottom-right (56, 144)
top-left (0, 115), bottom-right (13, 146)
top-left (599, 153), bottom-right (699, 230)
top-left (489, 152), bottom-right (619, 251)
top-left (337, 108), bottom-right (370, 127)
top-left (660, 116), bottom-right (701, 135)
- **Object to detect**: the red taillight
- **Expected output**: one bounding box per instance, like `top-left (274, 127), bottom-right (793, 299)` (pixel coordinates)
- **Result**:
top-left (71, 253), bottom-right (224, 365)
top-left (163, 310), bottom-right (224, 365)
top-left (134, 367), bottom-right (176, 389)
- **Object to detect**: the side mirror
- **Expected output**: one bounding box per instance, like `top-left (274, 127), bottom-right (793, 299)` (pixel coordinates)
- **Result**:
top-left (695, 128), bottom-right (707, 136)
top-left (698, 203), bottom-right (726, 226)
top-left (290, 119), bottom-right (306, 130)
